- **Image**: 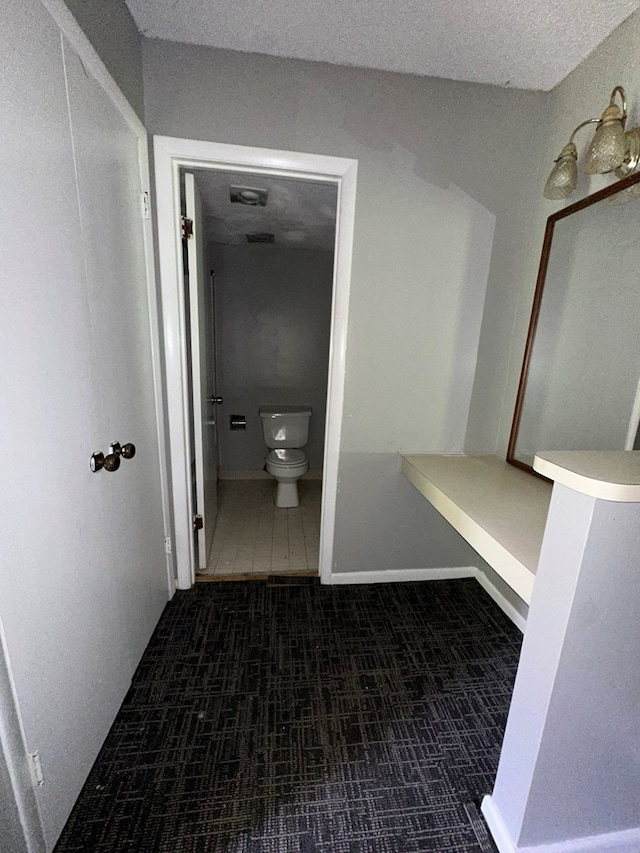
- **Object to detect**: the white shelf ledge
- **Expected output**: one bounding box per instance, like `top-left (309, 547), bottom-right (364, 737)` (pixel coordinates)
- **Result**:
top-left (400, 454), bottom-right (552, 604)
top-left (534, 450), bottom-right (640, 502)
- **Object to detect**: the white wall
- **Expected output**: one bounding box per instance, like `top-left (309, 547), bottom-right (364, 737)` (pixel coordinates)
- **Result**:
top-left (142, 40), bottom-right (548, 574)
top-left (1, 2), bottom-right (168, 848)
top-left (210, 245), bottom-right (334, 474)
top-left (489, 488), bottom-right (640, 847)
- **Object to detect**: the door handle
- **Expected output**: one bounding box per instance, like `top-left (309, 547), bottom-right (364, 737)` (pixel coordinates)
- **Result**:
top-left (90, 441), bottom-right (136, 473)
top-left (207, 396), bottom-right (223, 404)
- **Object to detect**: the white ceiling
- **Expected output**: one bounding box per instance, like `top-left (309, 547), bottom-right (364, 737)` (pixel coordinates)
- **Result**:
top-left (192, 170), bottom-right (337, 251)
top-left (127, 0), bottom-right (639, 91)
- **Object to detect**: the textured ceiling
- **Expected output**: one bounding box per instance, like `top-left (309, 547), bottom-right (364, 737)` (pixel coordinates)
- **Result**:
top-left (127, 0), bottom-right (639, 90)
top-left (192, 170), bottom-right (337, 251)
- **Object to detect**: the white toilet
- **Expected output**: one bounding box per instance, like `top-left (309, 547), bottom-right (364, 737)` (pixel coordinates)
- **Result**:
top-left (259, 406), bottom-right (311, 507)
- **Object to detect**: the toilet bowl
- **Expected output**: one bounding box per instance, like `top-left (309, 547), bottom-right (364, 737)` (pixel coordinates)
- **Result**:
top-left (259, 406), bottom-right (311, 508)
top-left (265, 449), bottom-right (309, 508)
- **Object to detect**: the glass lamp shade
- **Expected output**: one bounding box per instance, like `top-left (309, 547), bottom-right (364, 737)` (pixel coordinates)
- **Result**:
top-left (583, 104), bottom-right (626, 174)
top-left (543, 143), bottom-right (578, 199)
top-left (615, 129), bottom-right (640, 178)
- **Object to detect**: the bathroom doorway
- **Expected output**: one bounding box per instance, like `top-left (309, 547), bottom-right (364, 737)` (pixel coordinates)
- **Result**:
top-left (182, 167), bottom-right (337, 579)
top-left (154, 136), bottom-right (358, 589)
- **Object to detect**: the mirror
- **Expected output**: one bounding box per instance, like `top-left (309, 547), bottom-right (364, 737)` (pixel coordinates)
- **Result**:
top-left (508, 171), bottom-right (640, 474)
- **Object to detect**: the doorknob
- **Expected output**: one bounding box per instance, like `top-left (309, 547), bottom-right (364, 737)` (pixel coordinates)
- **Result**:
top-left (90, 441), bottom-right (136, 473)
top-left (103, 452), bottom-right (121, 472)
top-left (109, 441), bottom-right (136, 459)
top-left (207, 396), bottom-right (223, 404)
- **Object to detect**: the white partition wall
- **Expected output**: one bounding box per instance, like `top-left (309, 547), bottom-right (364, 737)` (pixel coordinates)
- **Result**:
top-left (483, 453), bottom-right (640, 853)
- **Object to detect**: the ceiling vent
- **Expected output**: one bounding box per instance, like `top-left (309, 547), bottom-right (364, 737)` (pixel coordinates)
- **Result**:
top-left (230, 186), bottom-right (268, 206)
top-left (246, 233), bottom-right (275, 244)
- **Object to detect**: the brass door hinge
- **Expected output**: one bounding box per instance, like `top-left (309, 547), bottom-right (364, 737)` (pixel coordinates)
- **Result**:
top-left (181, 216), bottom-right (193, 240)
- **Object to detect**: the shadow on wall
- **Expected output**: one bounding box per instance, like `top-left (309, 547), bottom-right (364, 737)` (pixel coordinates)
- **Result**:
top-left (440, 186), bottom-right (496, 448)
top-left (332, 453), bottom-right (483, 574)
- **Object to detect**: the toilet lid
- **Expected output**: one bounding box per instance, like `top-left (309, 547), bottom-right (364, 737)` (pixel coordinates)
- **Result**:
top-left (267, 448), bottom-right (307, 465)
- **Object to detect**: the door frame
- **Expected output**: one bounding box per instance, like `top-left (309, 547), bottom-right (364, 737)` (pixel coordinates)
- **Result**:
top-left (0, 618), bottom-right (43, 853)
top-left (183, 172), bottom-right (217, 568)
top-left (154, 136), bottom-right (358, 588)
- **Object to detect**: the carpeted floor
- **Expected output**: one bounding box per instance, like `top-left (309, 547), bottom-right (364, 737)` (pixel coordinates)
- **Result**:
top-left (54, 578), bottom-right (520, 852)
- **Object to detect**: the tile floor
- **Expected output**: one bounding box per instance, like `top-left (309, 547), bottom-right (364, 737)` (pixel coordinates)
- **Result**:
top-left (197, 479), bottom-right (321, 578)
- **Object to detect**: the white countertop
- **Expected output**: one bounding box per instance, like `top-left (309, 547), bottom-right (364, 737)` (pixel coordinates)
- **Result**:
top-left (400, 450), bottom-right (640, 607)
top-left (400, 454), bottom-right (552, 604)
top-left (534, 451), bottom-right (640, 502)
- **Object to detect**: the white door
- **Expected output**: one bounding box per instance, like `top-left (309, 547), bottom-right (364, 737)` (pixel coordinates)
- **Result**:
top-left (1, 6), bottom-right (168, 845)
top-left (185, 173), bottom-right (219, 569)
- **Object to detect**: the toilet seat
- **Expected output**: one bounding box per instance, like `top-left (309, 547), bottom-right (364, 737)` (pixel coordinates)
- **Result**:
top-left (264, 447), bottom-right (308, 508)
top-left (267, 448), bottom-right (307, 466)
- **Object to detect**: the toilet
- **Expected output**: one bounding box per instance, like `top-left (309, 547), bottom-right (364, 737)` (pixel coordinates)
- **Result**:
top-left (259, 406), bottom-right (311, 507)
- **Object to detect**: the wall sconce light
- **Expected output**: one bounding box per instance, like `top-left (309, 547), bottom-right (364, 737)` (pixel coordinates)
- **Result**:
top-left (543, 86), bottom-right (640, 200)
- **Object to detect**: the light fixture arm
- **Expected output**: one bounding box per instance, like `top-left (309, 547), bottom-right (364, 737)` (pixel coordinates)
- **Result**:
top-left (567, 118), bottom-right (600, 145)
top-left (609, 86), bottom-right (627, 122)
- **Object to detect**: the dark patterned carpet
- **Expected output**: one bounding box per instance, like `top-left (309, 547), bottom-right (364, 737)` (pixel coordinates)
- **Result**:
top-left (54, 578), bottom-right (520, 852)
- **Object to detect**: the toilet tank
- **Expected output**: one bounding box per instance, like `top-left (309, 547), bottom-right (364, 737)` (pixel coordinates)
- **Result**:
top-left (259, 406), bottom-right (311, 448)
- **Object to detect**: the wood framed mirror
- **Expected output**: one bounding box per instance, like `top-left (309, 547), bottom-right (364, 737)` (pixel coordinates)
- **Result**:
top-left (507, 170), bottom-right (640, 475)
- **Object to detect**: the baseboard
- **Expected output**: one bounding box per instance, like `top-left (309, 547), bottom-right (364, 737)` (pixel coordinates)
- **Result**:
top-left (219, 470), bottom-right (270, 480)
top-left (481, 795), bottom-right (640, 853)
top-left (326, 567), bottom-right (526, 633)
top-left (481, 795), bottom-right (518, 853)
top-left (219, 469), bottom-right (323, 480)
top-left (328, 567), bottom-right (477, 584)
top-left (475, 571), bottom-right (527, 634)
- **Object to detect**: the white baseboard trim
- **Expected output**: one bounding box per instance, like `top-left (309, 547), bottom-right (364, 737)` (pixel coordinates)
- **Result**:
top-left (475, 571), bottom-right (527, 634)
top-left (328, 567), bottom-right (477, 585)
top-left (219, 469), bottom-right (323, 480)
top-left (481, 796), bottom-right (517, 853)
top-left (325, 567), bottom-right (526, 632)
top-left (482, 795), bottom-right (640, 853)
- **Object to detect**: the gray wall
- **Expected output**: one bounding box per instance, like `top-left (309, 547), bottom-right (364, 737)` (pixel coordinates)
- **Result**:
top-left (472, 7), bottom-right (640, 459)
top-left (143, 39), bottom-right (548, 573)
top-left (63, 0), bottom-right (144, 119)
top-left (211, 244), bottom-right (334, 473)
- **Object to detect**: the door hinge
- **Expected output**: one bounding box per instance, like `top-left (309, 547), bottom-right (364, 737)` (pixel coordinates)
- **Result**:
top-left (181, 216), bottom-right (193, 240)
top-left (193, 514), bottom-right (203, 531)
top-left (140, 190), bottom-right (150, 220)
top-left (164, 536), bottom-right (172, 554)
top-left (28, 751), bottom-right (45, 787)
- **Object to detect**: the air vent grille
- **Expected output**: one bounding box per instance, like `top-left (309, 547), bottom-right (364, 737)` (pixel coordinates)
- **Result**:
top-left (246, 233), bottom-right (275, 244)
